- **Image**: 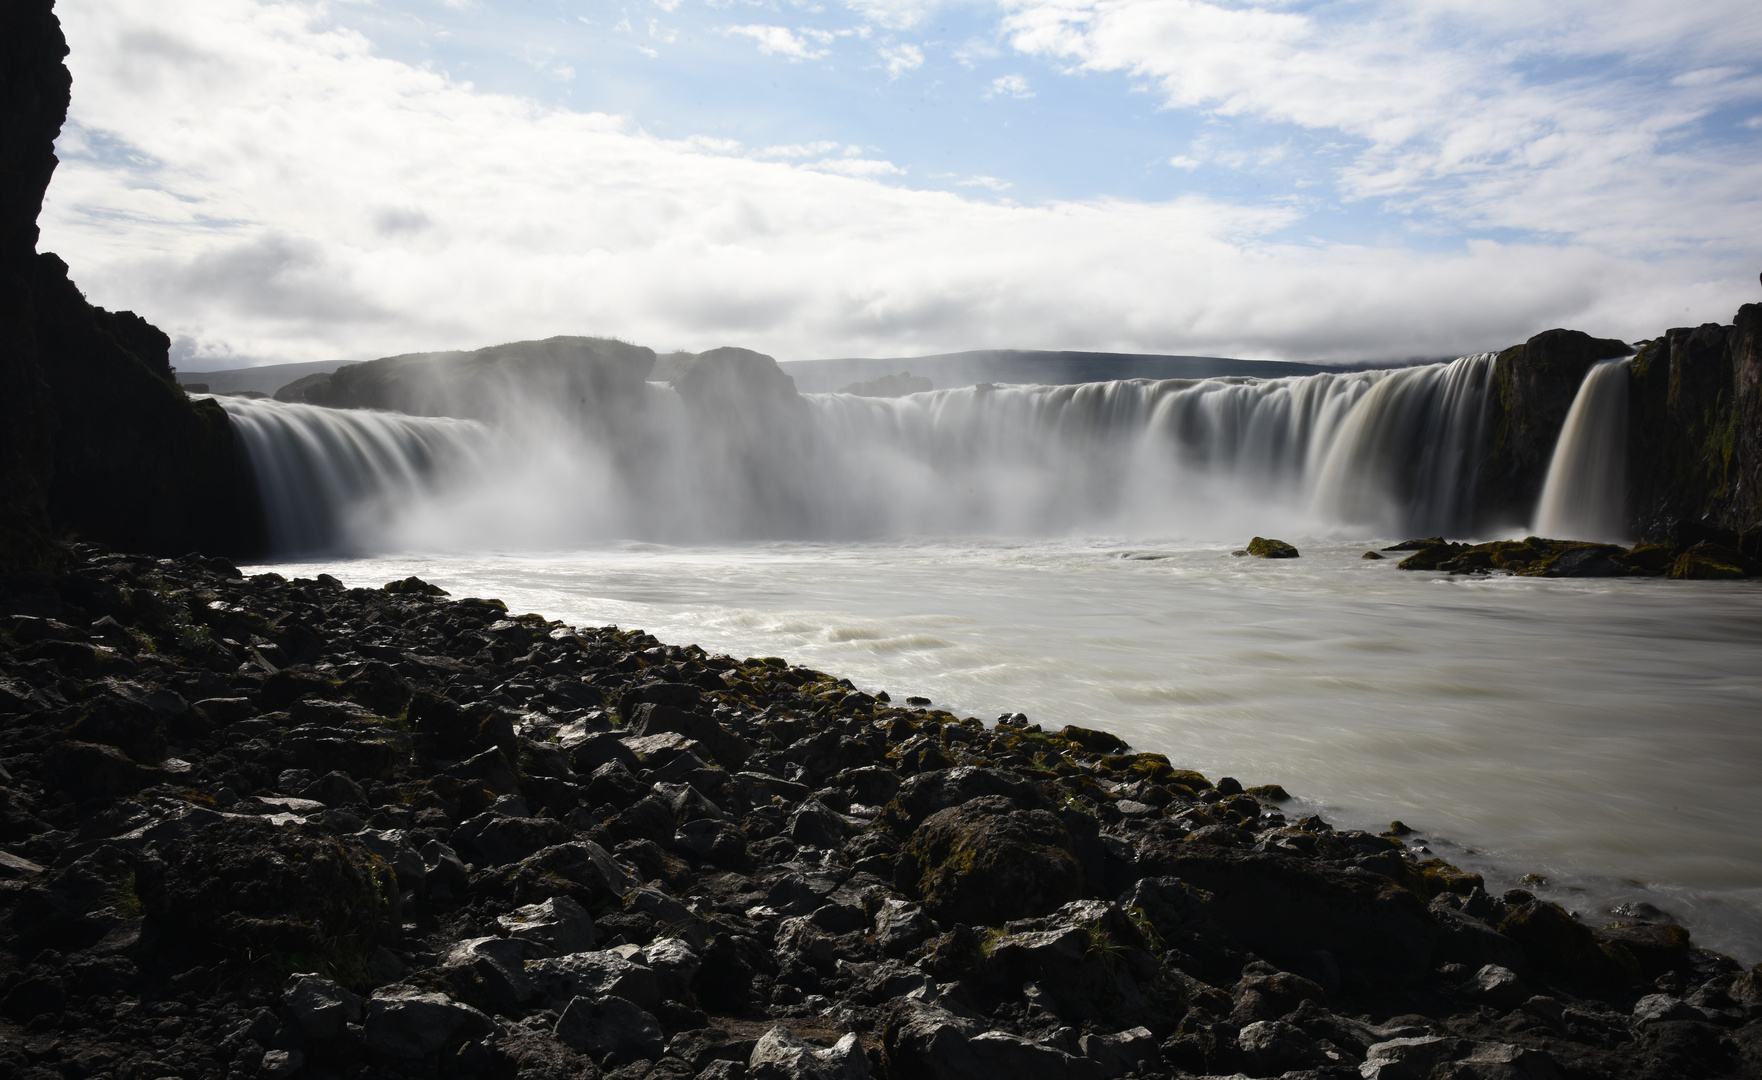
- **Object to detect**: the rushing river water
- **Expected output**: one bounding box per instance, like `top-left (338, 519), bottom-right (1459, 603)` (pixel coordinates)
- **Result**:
top-left (250, 537), bottom-right (1762, 964)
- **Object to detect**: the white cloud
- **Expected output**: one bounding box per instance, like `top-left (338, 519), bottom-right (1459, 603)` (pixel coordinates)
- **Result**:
top-left (879, 42), bottom-right (924, 77)
top-left (1167, 155), bottom-right (1200, 171)
top-left (725, 24), bottom-right (830, 59)
top-left (807, 157), bottom-right (905, 177)
top-left (954, 37), bottom-right (1001, 66)
top-left (37, 0), bottom-right (1760, 372)
top-left (999, 0), bottom-right (1762, 259)
top-left (956, 174), bottom-right (1013, 191)
top-left (755, 140), bottom-right (846, 159)
top-left (986, 73), bottom-right (1033, 98)
top-left (840, 0), bottom-right (936, 31)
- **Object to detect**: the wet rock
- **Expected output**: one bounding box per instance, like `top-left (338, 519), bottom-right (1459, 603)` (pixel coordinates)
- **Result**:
top-left (788, 799), bottom-right (847, 849)
top-left (628, 702), bottom-right (751, 768)
top-left (40, 740), bottom-right (150, 799)
top-left (529, 949), bottom-right (660, 1009)
top-left (1596, 921), bottom-right (1692, 979)
top-left (643, 936), bottom-right (702, 1003)
top-left (301, 769), bottom-right (367, 807)
top-left (342, 661), bottom-right (415, 715)
top-left (447, 746), bottom-right (520, 795)
top-left (262, 1048), bottom-right (304, 1078)
top-left (1077, 1026), bottom-right (1158, 1077)
top-left (883, 999), bottom-right (1104, 1079)
top-left (282, 973), bottom-right (364, 1041)
top-left (451, 812), bottom-right (576, 866)
top-left (874, 898), bottom-right (932, 956)
top-left (363, 987), bottom-right (496, 1059)
top-left (1238, 1018), bottom-right (1319, 1074)
top-left (1144, 846), bottom-right (1437, 982)
top-left (1466, 963), bottom-right (1530, 1010)
top-left (498, 895), bottom-right (599, 954)
top-left (888, 766), bottom-right (1049, 829)
top-left (1246, 536), bottom-right (1300, 558)
top-left (675, 817), bottom-right (748, 864)
top-left (1431, 1043), bottom-right (1564, 1080)
top-left (1499, 899), bottom-right (1630, 985)
top-left (553, 994), bottom-right (666, 1062)
top-left (1633, 993), bottom-right (1705, 1025)
top-left (896, 796), bottom-right (1081, 925)
top-left (747, 1026), bottom-right (870, 1080)
top-left (1361, 1035), bottom-right (1471, 1079)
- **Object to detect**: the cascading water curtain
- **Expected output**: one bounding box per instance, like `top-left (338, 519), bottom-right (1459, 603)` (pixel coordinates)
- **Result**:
top-left (1533, 360), bottom-right (1633, 543)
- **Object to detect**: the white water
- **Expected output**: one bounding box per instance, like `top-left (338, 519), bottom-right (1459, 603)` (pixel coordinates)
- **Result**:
top-left (216, 396), bottom-right (496, 553)
top-left (216, 356), bottom-right (1500, 553)
top-left (1535, 360), bottom-right (1633, 543)
top-left (253, 539), bottom-right (1762, 964)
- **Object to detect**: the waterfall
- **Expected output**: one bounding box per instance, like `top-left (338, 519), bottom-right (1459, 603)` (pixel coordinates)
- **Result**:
top-left (1533, 360), bottom-right (1632, 542)
top-left (213, 396), bottom-right (495, 554)
top-left (217, 355), bottom-right (1504, 553)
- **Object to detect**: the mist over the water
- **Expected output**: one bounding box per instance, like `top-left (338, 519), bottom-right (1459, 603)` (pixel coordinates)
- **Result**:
top-left (219, 354), bottom-right (1521, 555)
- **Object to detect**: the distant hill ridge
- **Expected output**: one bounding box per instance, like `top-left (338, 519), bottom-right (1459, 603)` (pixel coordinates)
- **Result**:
top-left (192, 339), bottom-right (1447, 401)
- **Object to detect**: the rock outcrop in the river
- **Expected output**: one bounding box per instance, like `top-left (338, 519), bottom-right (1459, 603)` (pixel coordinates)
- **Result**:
top-left (0, 0), bottom-right (261, 570)
top-left (1475, 330), bottom-right (1635, 531)
top-left (1472, 303), bottom-right (1762, 539)
top-left (1385, 531), bottom-right (1762, 579)
top-left (4, 546), bottom-right (1760, 1080)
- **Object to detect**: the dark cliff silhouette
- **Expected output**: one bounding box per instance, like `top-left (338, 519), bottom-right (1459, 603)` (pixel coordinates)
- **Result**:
top-left (0, 0), bottom-right (262, 572)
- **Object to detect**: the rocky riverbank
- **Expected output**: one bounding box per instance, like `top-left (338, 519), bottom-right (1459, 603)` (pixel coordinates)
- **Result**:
top-left (2, 546), bottom-right (1761, 1080)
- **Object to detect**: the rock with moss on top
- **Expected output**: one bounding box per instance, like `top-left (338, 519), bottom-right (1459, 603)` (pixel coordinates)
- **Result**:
top-left (1246, 537), bottom-right (1300, 558)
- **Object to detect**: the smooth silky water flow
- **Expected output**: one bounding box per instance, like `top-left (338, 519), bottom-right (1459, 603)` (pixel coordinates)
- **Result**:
top-left (216, 360), bottom-right (1762, 962)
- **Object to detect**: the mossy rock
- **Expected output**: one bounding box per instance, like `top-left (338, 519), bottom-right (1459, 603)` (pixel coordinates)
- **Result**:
top-left (1405, 858), bottom-right (1484, 898)
top-left (139, 818), bottom-right (398, 984)
top-left (1621, 544), bottom-right (1677, 574)
top-left (1056, 725), bottom-right (1129, 754)
top-left (1397, 543), bottom-right (1468, 570)
top-left (1595, 922), bottom-right (1693, 980)
top-left (384, 575), bottom-right (449, 596)
top-left (1246, 537), bottom-right (1300, 559)
top-left (1498, 899), bottom-right (1635, 985)
top-left (896, 796), bottom-right (1083, 925)
top-left (1096, 753), bottom-right (1194, 786)
top-left (1671, 552), bottom-right (1746, 579)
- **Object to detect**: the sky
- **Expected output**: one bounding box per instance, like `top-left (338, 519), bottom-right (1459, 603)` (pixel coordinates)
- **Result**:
top-left (36, 0), bottom-right (1762, 369)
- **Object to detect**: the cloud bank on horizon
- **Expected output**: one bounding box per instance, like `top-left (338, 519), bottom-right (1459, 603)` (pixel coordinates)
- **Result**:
top-left (38, 0), bottom-right (1762, 369)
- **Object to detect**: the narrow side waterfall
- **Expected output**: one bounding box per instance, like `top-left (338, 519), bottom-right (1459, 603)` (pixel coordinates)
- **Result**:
top-left (218, 356), bottom-right (1504, 553)
top-left (1533, 360), bottom-right (1632, 542)
top-left (214, 396), bottom-right (495, 554)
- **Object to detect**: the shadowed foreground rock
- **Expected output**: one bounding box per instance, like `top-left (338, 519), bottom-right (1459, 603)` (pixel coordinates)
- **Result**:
top-left (2, 545), bottom-right (1760, 1080)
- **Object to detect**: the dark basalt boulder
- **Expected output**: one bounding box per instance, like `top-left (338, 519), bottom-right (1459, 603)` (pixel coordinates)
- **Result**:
top-left (884, 765), bottom-right (1049, 832)
top-left (895, 795), bottom-right (1083, 925)
top-left (141, 817), bottom-right (400, 970)
top-left (1148, 846), bottom-right (1438, 984)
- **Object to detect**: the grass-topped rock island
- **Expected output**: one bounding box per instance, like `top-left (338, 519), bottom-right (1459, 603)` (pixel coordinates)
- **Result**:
top-left (3, 546), bottom-right (1760, 1080)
